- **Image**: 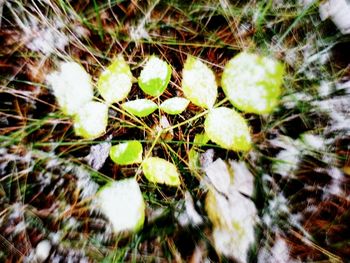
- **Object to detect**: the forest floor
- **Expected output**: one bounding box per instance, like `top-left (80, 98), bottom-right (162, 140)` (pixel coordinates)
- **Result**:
top-left (0, 0), bottom-right (349, 262)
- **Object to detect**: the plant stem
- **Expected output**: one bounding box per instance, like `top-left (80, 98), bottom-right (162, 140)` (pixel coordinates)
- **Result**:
top-left (135, 130), bottom-right (162, 180)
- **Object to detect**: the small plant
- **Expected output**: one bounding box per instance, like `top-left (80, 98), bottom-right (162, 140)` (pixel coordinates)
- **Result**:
top-left (47, 53), bottom-right (284, 235)
top-left (3, 2), bottom-right (349, 262)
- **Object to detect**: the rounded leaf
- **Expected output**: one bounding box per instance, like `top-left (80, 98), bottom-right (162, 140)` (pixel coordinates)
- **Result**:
top-left (138, 56), bottom-right (171, 97)
top-left (204, 107), bottom-right (251, 151)
top-left (160, 97), bottom-right (189, 115)
top-left (46, 62), bottom-right (93, 116)
top-left (110, 141), bottom-right (143, 165)
top-left (142, 157), bottom-right (181, 186)
top-left (74, 101), bottom-right (108, 139)
top-left (96, 178), bottom-right (145, 233)
top-left (222, 52), bottom-right (284, 114)
top-left (121, 99), bottom-right (158, 117)
top-left (182, 56), bottom-right (217, 108)
top-left (97, 55), bottom-right (133, 104)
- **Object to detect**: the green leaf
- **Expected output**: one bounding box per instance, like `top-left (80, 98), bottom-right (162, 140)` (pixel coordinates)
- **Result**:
top-left (46, 61), bottom-right (94, 116)
top-left (222, 52), bottom-right (284, 114)
top-left (73, 101), bottom-right (108, 139)
top-left (96, 178), bottom-right (145, 233)
top-left (188, 149), bottom-right (200, 172)
top-left (142, 157), bottom-right (181, 186)
top-left (97, 55), bottom-right (133, 104)
top-left (193, 132), bottom-right (209, 145)
top-left (121, 99), bottom-right (158, 117)
top-left (182, 56), bottom-right (217, 108)
top-left (189, 133), bottom-right (210, 172)
top-left (138, 56), bottom-right (171, 97)
top-left (160, 97), bottom-right (189, 115)
top-left (204, 107), bottom-right (251, 151)
top-left (110, 141), bottom-right (143, 165)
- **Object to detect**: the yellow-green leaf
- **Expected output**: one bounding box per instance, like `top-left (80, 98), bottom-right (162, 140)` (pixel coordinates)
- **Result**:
top-left (96, 178), bottom-right (145, 233)
top-left (73, 101), bottom-right (108, 139)
top-left (142, 157), bottom-right (181, 186)
top-left (160, 97), bottom-right (189, 115)
top-left (204, 107), bottom-right (251, 151)
top-left (182, 56), bottom-right (217, 108)
top-left (138, 56), bottom-right (171, 97)
top-left (110, 141), bottom-right (143, 165)
top-left (121, 99), bottom-right (158, 117)
top-left (97, 55), bottom-right (133, 104)
top-left (222, 52), bottom-right (284, 114)
top-left (193, 132), bottom-right (210, 145)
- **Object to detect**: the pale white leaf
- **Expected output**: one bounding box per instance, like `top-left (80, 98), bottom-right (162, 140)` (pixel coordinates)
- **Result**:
top-left (206, 189), bottom-right (257, 263)
top-left (204, 158), bottom-right (231, 194)
top-left (73, 101), bottom-right (108, 139)
top-left (46, 62), bottom-right (93, 115)
top-left (182, 56), bottom-right (217, 108)
top-left (96, 178), bottom-right (145, 233)
top-left (229, 161), bottom-right (254, 197)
